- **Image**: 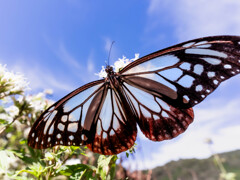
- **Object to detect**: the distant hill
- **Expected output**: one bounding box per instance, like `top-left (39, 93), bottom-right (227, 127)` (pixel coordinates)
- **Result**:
top-left (149, 150), bottom-right (240, 180)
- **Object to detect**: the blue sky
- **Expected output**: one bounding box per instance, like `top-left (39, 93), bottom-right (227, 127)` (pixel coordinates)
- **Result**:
top-left (1, 0), bottom-right (240, 170)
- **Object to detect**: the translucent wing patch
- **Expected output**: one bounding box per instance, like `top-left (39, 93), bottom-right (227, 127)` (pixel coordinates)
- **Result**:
top-left (28, 80), bottom-right (105, 149)
top-left (120, 36), bottom-right (240, 108)
top-left (87, 88), bottom-right (137, 155)
top-left (122, 82), bottom-right (194, 141)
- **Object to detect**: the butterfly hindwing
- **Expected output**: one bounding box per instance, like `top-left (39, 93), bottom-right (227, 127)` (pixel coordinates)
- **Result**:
top-left (87, 87), bottom-right (137, 155)
top-left (122, 81), bottom-right (194, 141)
top-left (120, 36), bottom-right (240, 108)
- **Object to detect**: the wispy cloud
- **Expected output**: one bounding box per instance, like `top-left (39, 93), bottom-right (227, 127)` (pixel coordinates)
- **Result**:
top-left (0, 57), bottom-right (74, 93)
top-left (58, 42), bottom-right (82, 70)
top-left (44, 35), bottom-right (98, 83)
top-left (147, 0), bottom-right (240, 41)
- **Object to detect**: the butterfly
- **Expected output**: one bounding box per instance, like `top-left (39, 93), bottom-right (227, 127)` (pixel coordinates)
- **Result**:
top-left (28, 36), bottom-right (240, 155)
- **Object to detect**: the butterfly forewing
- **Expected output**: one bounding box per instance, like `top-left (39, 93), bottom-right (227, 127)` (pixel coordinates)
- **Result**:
top-left (28, 80), bottom-right (105, 149)
top-left (120, 36), bottom-right (240, 108)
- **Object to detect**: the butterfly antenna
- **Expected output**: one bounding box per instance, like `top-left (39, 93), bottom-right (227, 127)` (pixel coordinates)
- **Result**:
top-left (107, 41), bottom-right (115, 66)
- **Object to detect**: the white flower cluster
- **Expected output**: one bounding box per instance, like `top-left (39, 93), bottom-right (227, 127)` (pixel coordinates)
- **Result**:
top-left (0, 64), bottom-right (54, 124)
top-left (0, 64), bottom-right (29, 98)
top-left (96, 54), bottom-right (139, 78)
top-left (114, 53), bottom-right (139, 72)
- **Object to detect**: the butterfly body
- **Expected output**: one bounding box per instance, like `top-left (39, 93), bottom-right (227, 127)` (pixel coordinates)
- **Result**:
top-left (28, 36), bottom-right (240, 155)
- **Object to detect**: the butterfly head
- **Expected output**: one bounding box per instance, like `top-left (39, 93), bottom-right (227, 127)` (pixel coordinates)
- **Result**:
top-left (105, 65), bottom-right (114, 75)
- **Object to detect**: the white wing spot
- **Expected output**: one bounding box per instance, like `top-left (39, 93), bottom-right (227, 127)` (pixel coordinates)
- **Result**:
top-left (213, 80), bottom-right (219, 85)
top-left (161, 111), bottom-right (169, 118)
top-left (58, 123), bottom-right (65, 131)
top-left (112, 116), bottom-right (120, 130)
top-left (201, 95), bottom-right (205, 98)
top-left (156, 98), bottom-right (171, 111)
top-left (220, 76), bottom-right (225, 79)
top-left (183, 95), bottom-right (190, 103)
top-left (32, 133), bottom-right (35, 137)
top-left (36, 137), bottom-right (39, 142)
top-left (224, 64), bottom-right (232, 69)
top-left (48, 123), bottom-right (55, 135)
top-left (43, 112), bottom-right (50, 119)
top-left (140, 105), bottom-right (151, 118)
top-left (68, 142), bottom-right (71, 145)
top-left (207, 71), bottom-right (215, 78)
top-left (178, 75), bottom-right (195, 88)
top-left (186, 49), bottom-right (227, 58)
top-left (46, 110), bottom-right (57, 122)
top-left (195, 41), bottom-right (208, 45)
top-left (48, 106), bottom-right (55, 111)
top-left (193, 64), bottom-right (204, 75)
top-left (69, 135), bottom-right (74, 140)
top-left (153, 115), bottom-right (159, 120)
top-left (196, 85), bottom-right (203, 91)
top-left (202, 57), bottom-right (221, 65)
top-left (60, 140), bottom-right (63, 144)
top-left (48, 137), bottom-right (51, 142)
top-left (206, 89), bottom-right (211, 93)
top-left (110, 129), bottom-right (115, 136)
top-left (238, 60), bottom-right (240, 63)
top-left (61, 115), bottom-right (68, 122)
top-left (81, 134), bottom-right (87, 141)
top-left (96, 120), bottom-right (102, 135)
top-left (69, 108), bottom-right (80, 122)
top-left (179, 62), bottom-right (191, 70)
top-left (67, 123), bottom-right (78, 133)
top-left (102, 132), bottom-right (107, 139)
top-left (182, 42), bottom-right (195, 47)
top-left (57, 134), bottom-right (62, 139)
top-left (197, 44), bottom-right (211, 48)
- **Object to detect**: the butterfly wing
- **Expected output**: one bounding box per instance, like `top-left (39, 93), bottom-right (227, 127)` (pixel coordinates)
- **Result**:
top-left (121, 81), bottom-right (194, 141)
top-left (119, 36), bottom-right (240, 141)
top-left (28, 80), bottom-right (106, 149)
top-left (120, 36), bottom-right (240, 108)
top-left (86, 86), bottom-right (137, 155)
top-left (28, 79), bottom-right (138, 155)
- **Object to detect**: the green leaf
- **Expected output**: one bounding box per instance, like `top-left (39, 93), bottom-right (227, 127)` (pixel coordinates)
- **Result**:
top-left (56, 164), bottom-right (97, 179)
top-left (97, 155), bottom-right (118, 180)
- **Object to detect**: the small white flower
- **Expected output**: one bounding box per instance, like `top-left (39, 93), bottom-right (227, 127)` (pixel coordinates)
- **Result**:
top-left (65, 158), bottom-right (81, 165)
top-left (95, 66), bottom-right (108, 78)
top-left (45, 152), bottom-right (54, 160)
top-left (0, 64), bottom-right (30, 95)
top-left (96, 54), bottom-right (139, 78)
top-left (5, 105), bottom-right (19, 117)
top-left (0, 113), bottom-right (13, 123)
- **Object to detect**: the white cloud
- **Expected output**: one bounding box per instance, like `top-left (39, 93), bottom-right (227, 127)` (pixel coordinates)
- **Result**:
top-left (148, 0), bottom-right (240, 41)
